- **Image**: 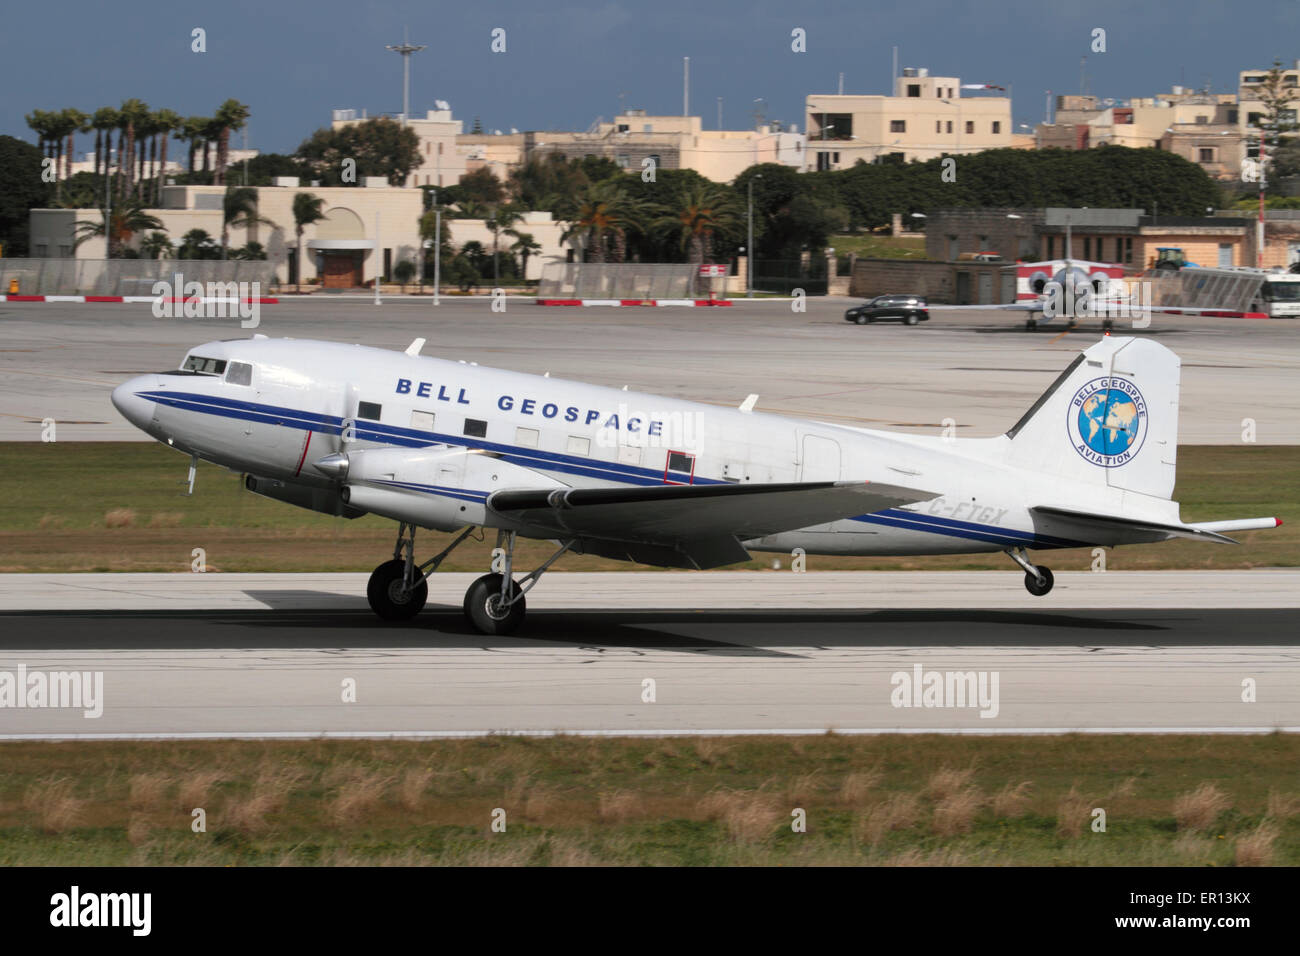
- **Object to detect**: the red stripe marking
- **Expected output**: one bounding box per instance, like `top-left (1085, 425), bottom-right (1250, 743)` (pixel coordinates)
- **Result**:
top-left (293, 431), bottom-right (313, 477)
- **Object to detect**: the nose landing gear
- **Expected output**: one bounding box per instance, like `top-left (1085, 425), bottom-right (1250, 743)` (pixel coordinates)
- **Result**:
top-left (1005, 546), bottom-right (1054, 596)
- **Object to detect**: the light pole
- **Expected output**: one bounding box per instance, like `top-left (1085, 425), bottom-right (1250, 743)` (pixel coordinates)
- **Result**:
top-left (746, 173), bottom-right (762, 297)
top-left (386, 28), bottom-right (426, 127)
top-left (103, 145), bottom-right (113, 259)
top-left (432, 188), bottom-right (441, 306)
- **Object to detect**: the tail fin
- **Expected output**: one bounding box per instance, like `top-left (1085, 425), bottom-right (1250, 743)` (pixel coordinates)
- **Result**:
top-left (1004, 336), bottom-right (1179, 500)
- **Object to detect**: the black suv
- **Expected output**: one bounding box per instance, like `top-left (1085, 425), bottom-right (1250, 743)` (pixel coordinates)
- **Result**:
top-left (844, 294), bottom-right (930, 326)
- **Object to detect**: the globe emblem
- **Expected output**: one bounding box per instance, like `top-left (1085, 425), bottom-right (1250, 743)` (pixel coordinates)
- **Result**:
top-left (1077, 389), bottom-right (1139, 456)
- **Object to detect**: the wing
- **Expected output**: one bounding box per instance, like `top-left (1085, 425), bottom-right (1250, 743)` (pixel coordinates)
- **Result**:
top-left (490, 480), bottom-right (938, 569)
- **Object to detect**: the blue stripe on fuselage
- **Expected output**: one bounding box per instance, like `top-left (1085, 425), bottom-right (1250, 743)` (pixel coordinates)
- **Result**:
top-left (137, 389), bottom-right (1081, 549)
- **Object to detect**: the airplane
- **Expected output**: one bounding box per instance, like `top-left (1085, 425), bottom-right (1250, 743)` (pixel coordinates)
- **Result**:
top-left (111, 334), bottom-right (1280, 634)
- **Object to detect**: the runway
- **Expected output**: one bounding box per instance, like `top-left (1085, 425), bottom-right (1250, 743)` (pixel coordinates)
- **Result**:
top-left (3, 297), bottom-right (1298, 442)
top-left (1, 572), bottom-right (1296, 738)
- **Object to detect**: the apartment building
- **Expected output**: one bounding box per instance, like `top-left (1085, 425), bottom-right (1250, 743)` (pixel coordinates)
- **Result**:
top-left (805, 68), bottom-right (1012, 171)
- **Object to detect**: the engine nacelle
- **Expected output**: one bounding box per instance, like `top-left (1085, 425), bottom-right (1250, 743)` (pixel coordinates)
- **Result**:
top-left (244, 474), bottom-right (365, 518)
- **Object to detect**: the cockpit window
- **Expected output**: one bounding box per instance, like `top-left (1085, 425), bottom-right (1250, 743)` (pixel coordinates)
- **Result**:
top-left (225, 361), bottom-right (253, 386)
top-left (182, 355), bottom-right (227, 375)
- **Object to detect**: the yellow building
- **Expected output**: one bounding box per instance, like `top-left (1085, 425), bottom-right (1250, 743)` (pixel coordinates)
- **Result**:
top-left (805, 68), bottom-right (1011, 170)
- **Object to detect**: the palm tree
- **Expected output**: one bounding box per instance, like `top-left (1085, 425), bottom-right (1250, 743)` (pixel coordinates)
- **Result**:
top-left (140, 231), bottom-right (174, 260)
top-left (74, 199), bottom-right (164, 256)
top-left (91, 107), bottom-right (119, 182)
top-left (41, 111), bottom-right (75, 202)
top-left (222, 186), bottom-right (275, 258)
top-left (213, 99), bottom-right (250, 186)
top-left (292, 192), bottom-right (327, 292)
top-left (177, 228), bottom-right (220, 260)
top-left (132, 110), bottom-right (156, 201)
top-left (485, 204), bottom-right (524, 284)
top-left (182, 116), bottom-right (207, 176)
top-left (506, 230), bottom-right (542, 280)
top-left (560, 181), bottom-right (645, 263)
top-left (63, 109), bottom-right (89, 192)
top-left (25, 110), bottom-right (55, 175)
top-left (117, 99), bottom-right (149, 202)
top-left (151, 109), bottom-right (183, 204)
top-left (653, 182), bottom-right (741, 264)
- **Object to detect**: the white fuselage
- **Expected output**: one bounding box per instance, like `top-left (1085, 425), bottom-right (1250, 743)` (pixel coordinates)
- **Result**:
top-left (110, 337), bottom-right (1172, 558)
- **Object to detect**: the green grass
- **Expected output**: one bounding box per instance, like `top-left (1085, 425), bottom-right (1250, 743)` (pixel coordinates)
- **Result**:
top-left (830, 234), bottom-right (928, 260)
top-left (1, 735), bottom-right (1296, 865)
top-left (1, 442), bottom-right (1294, 572)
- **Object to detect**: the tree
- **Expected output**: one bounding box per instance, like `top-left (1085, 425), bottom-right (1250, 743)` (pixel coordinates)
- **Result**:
top-left (393, 259), bottom-right (416, 292)
top-left (1255, 59), bottom-right (1299, 190)
top-left (419, 208), bottom-right (454, 284)
top-left (507, 230), bottom-right (542, 280)
top-left (221, 186), bottom-right (275, 259)
top-left (181, 116), bottom-right (207, 175)
top-left (653, 180), bottom-right (742, 263)
top-left (228, 153), bottom-right (307, 187)
top-left (560, 180), bottom-right (646, 262)
top-left (151, 109), bottom-right (183, 204)
top-left (485, 203), bottom-right (524, 283)
top-left (0, 135), bottom-right (53, 256)
top-left (91, 107), bottom-right (119, 182)
top-left (458, 167), bottom-right (505, 205)
top-left (73, 199), bottom-right (163, 256)
top-left (140, 231), bottom-right (173, 259)
top-left (177, 228), bottom-right (220, 259)
top-left (296, 117), bottom-right (420, 187)
top-left (448, 253), bottom-right (482, 292)
top-left (117, 99), bottom-right (149, 202)
top-left (213, 99), bottom-right (250, 186)
top-left (292, 192), bottom-right (327, 292)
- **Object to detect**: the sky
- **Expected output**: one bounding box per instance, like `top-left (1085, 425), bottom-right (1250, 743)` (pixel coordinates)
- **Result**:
top-left (1, 0), bottom-right (1297, 157)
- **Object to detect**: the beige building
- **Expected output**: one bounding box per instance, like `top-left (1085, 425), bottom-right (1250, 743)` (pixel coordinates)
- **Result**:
top-left (805, 68), bottom-right (1011, 170)
top-left (526, 111), bottom-right (803, 184)
top-left (31, 179), bottom-right (425, 287)
top-left (333, 108), bottom-right (471, 189)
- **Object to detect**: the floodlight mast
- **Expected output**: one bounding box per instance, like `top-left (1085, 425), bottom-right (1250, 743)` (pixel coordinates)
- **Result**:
top-left (386, 27), bottom-right (427, 128)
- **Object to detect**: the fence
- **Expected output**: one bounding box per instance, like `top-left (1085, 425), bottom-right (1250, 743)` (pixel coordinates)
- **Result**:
top-left (753, 259), bottom-right (828, 296)
top-left (537, 262), bottom-right (703, 299)
top-left (1149, 268), bottom-right (1265, 313)
top-left (0, 259), bottom-right (275, 297)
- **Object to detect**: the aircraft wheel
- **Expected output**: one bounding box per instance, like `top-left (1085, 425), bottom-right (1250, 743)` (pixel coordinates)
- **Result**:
top-left (1067, 318), bottom-right (1077, 329)
top-left (464, 573), bottom-right (526, 635)
top-left (1025, 318), bottom-right (1038, 332)
top-left (367, 559), bottom-right (428, 620)
top-left (1102, 319), bottom-right (1115, 331)
top-left (1023, 566), bottom-right (1054, 597)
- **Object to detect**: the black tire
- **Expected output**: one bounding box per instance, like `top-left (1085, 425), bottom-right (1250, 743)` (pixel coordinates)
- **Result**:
top-left (367, 559), bottom-right (428, 620)
top-left (1026, 318), bottom-right (1039, 332)
top-left (904, 312), bottom-right (919, 326)
top-left (1102, 318), bottom-right (1115, 331)
top-left (1024, 566), bottom-right (1054, 597)
top-left (464, 572), bottom-right (527, 635)
top-left (855, 315), bottom-right (868, 325)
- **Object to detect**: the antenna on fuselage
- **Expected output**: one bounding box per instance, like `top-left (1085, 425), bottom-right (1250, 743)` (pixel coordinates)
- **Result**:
top-left (738, 394), bottom-right (759, 413)
top-left (405, 338), bottom-right (425, 356)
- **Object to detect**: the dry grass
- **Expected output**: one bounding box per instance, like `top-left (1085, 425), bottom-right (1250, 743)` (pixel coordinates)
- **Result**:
top-left (1173, 783), bottom-right (1231, 832)
top-left (223, 765), bottom-right (307, 833)
top-left (932, 787), bottom-right (984, 836)
top-left (783, 771), bottom-right (823, 805)
top-left (925, 767), bottom-right (976, 803)
top-left (22, 777), bottom-right (83, 833)
top-left (597, 789), bottom-right (645, 823)
top-left (1234, 822), bottom-right (1279, 867)
top-left (37, 514), bottom-right (64, 529)
top-left (126, 815), bottom-right (152, 847)
top-left (397, 768), bottom-right (433, 812)
top-left (839, 769), bottom-right (882, 805)
top-left (1172, 830), bottom-right (1217, 863)
top-left (147, 512), bottom-right (183, 528)
top-left (177, 770), bottom-right (227, 811)
top-left (886, 847), bottom-right (970, 866)
top-left (1056, 788), bottom-right (1092, 838)
top-left (991, 781), bottom-right (1034, 818)
top-left (127, 773), bottom-right (170, 812)
top-left (856, 792), bottom-right (921, 846)
top-left (330, 772), bottom-right (392, 824)
top-left (103, 508), bottom-right (136, 528)
top-left (700, 790), bottom-right (783, 842)
top-left (1266, 790), bottom-right (1299, 821)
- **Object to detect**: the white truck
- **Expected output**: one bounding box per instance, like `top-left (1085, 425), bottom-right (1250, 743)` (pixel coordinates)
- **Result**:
top-left (1255, 271), bottom-right (1300, 318)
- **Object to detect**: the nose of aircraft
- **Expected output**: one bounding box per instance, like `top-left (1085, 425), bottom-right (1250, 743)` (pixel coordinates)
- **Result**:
top-left (111, 377), bottom-right (157, 432)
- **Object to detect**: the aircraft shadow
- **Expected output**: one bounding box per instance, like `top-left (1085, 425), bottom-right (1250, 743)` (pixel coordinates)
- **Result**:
top-left (0, 605), bottom-right (1292, 654)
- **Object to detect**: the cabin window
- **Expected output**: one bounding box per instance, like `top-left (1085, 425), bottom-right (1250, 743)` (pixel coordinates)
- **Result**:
top-left (664, 450), bottom-right (696, 484)
top-left (566, 436), bottom-right (590, 456)
top-left (410, 410), bottom-right (435, 431)
top-left (225, 361), bottom-right (252, 386)
top-left (515, 427), bottom-right (539, 448)
top-left (357, 401), bottom-right (382, 421)
top-left (464, 418), bottom-right (488, 438)
top-left (183, 355), bottom-right (227, 375)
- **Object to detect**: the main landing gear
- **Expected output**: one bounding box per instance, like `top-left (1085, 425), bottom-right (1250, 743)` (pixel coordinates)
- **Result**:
top-left (366, 524), bottom-right (574, 635)
top-left (1005, 546), bottom-right (1054, 596)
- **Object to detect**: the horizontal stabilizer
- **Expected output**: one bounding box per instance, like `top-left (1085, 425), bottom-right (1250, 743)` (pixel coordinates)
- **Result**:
top-left (1031, 505), bottom-right (1239, 544)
